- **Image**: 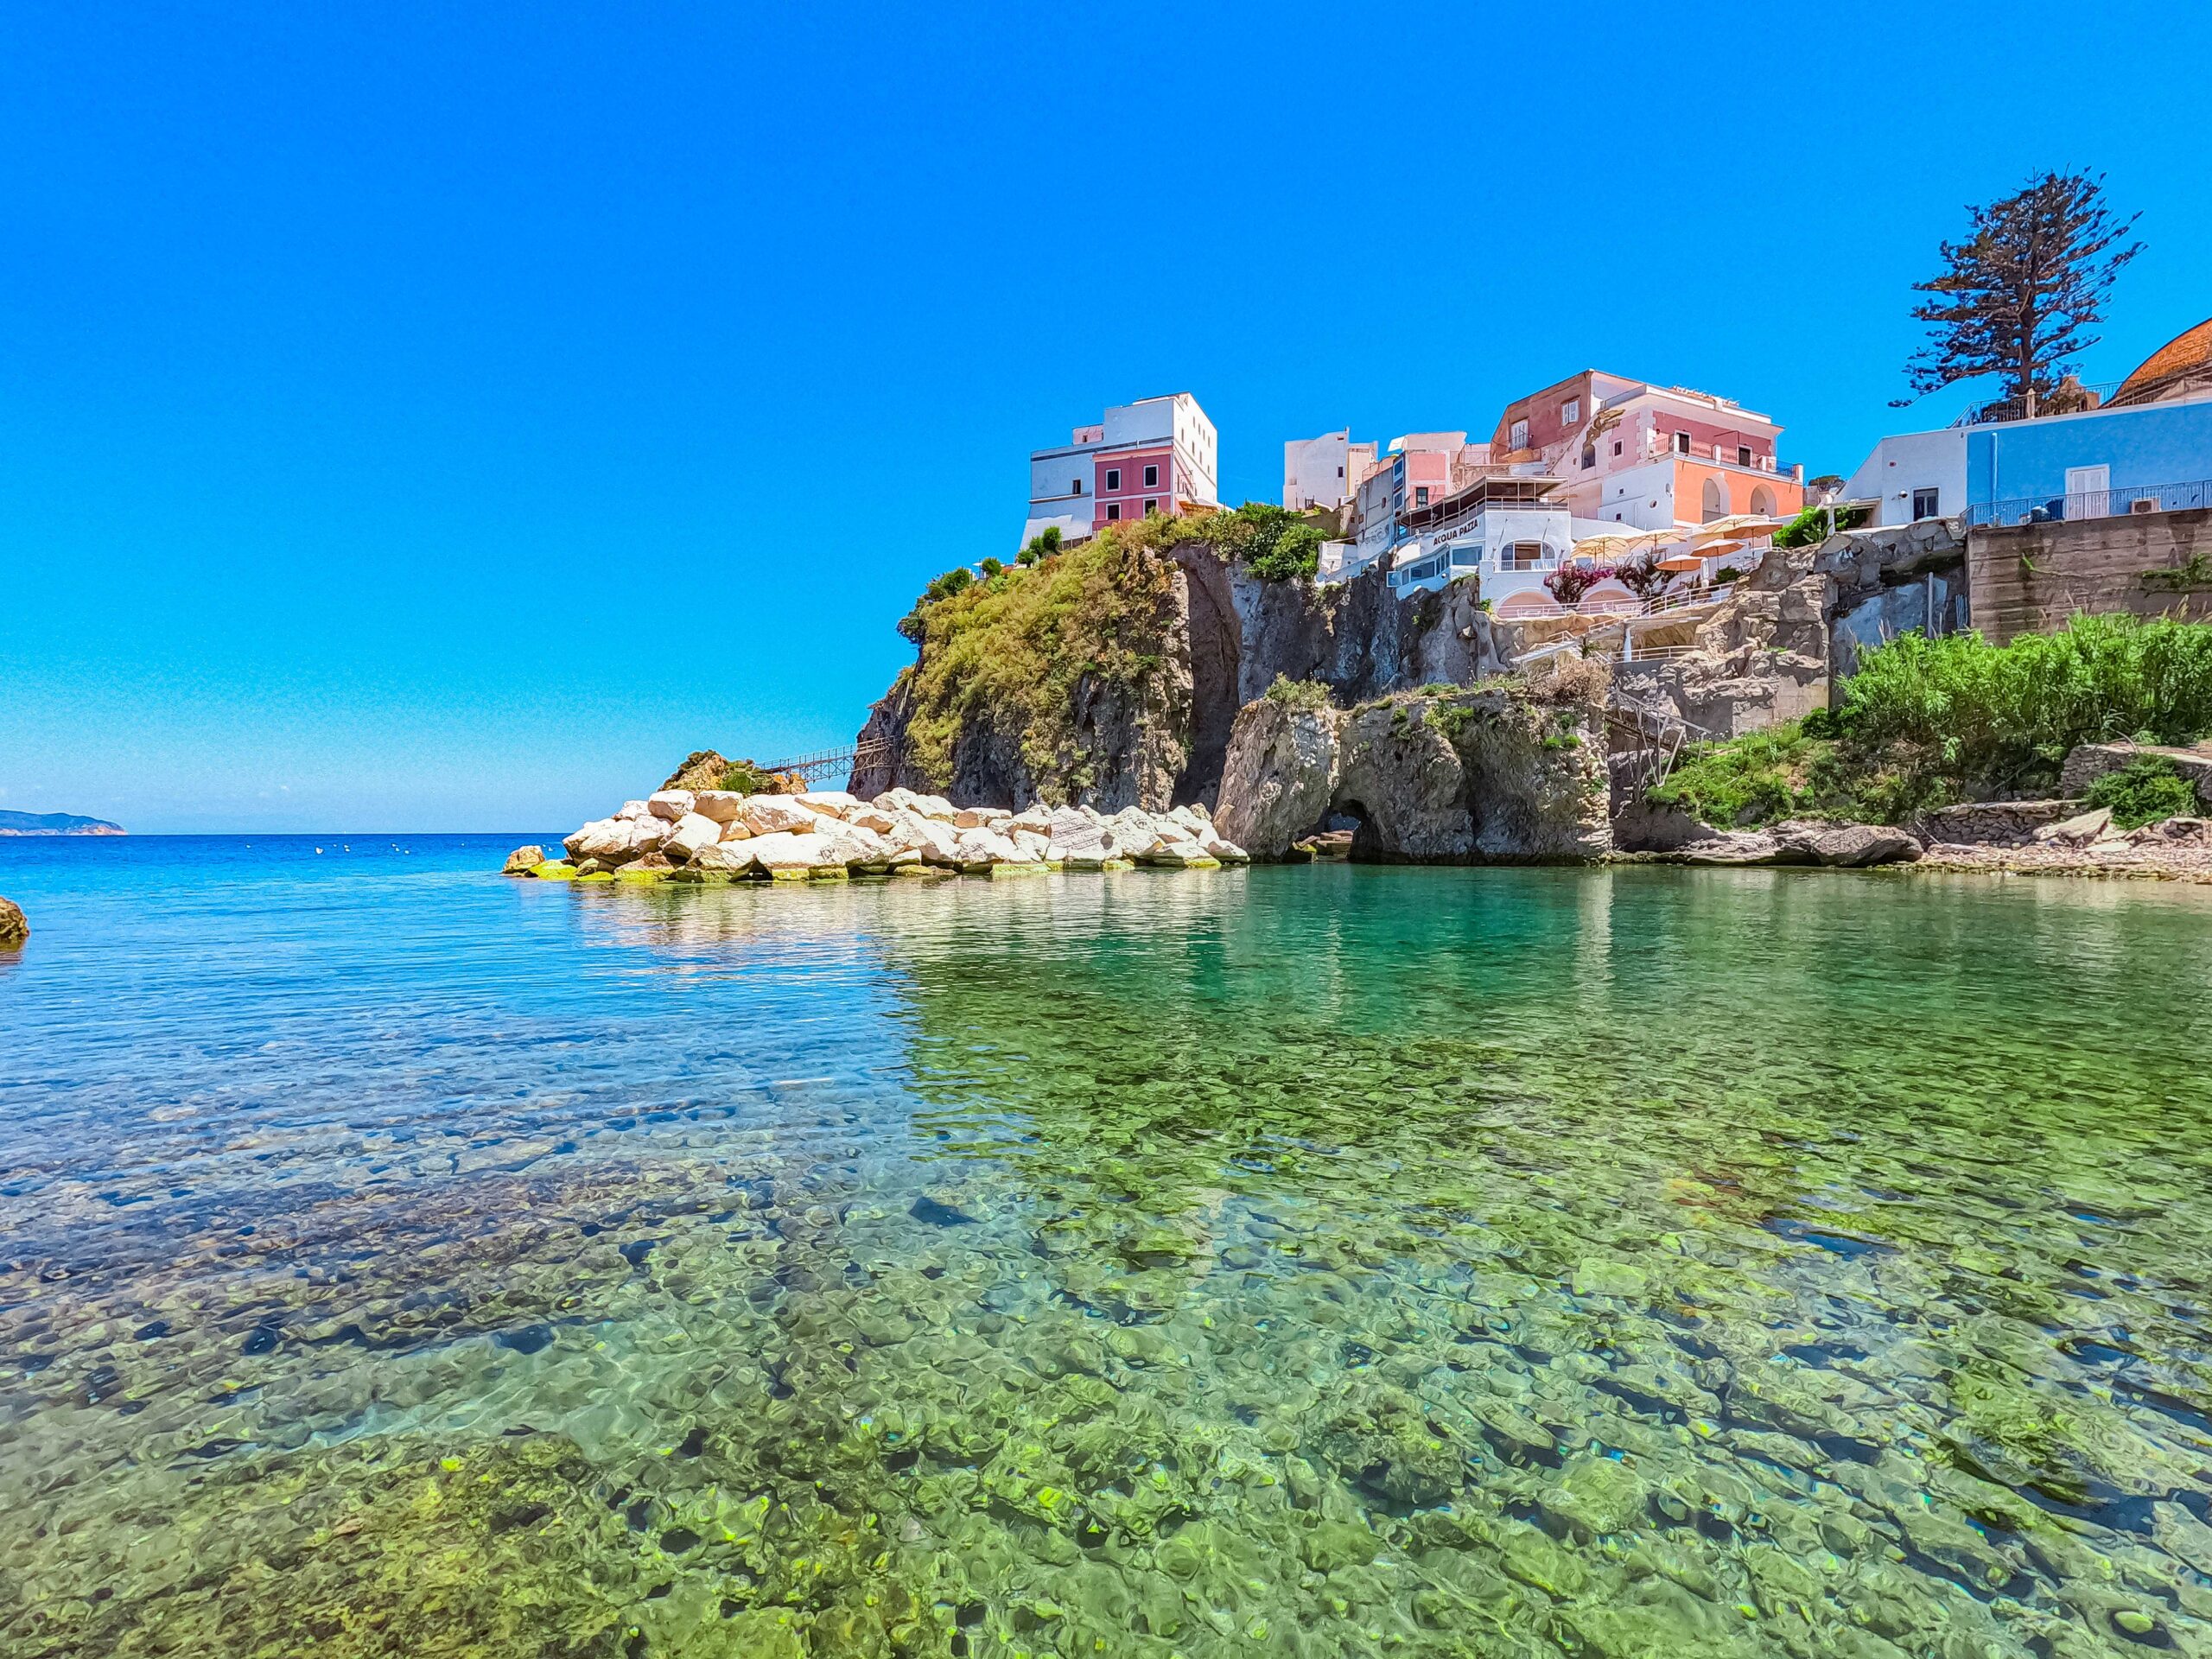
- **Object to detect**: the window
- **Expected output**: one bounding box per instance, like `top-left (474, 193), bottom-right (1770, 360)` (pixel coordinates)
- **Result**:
top-left (1106, 502), bottom-right (1122, 521)
top-left (1581, 447), bottom-right (1597, 470)
top-left (1143, 463), bottom-right (1159, 488)
top-left (1072, 479), bottom-right (1084, 495)
top-left (1105, 467), bottom-right (1121, 491)
top-left (1502, 542), bottom-right (1545, 570)
top-left (1337, 465), bottom-right (1344, 478)
top-left (1738, 447), bottom-right (1753, 467)
top-left (1613, 440), bottom-right (1624, 457)
top-left (1510, 419), bottom-right (1529, 449)
top-left (1911, 487), bottom-right (1940, 520)
top-left (1414, 486), bottom-right (1429, 506)
top-left (1560, 397), bottom-right (1580, 425)
top-left (1143, 498), bottom-right (1159, 516)
top-left (1674, 431), bottom-right (1692, 456)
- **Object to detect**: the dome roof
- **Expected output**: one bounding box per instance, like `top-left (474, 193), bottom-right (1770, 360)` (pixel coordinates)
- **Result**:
top-left (2111, 318), bottom-right (2212, 406)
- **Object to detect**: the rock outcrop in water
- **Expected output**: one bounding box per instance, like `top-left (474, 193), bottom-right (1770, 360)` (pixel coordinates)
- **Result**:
top-left (1217, 664), bottom-right (1612, 862)
top-left (517, 785), bottom-right (1245, 881)
top-left (0, 896), bottom-right (25, 946)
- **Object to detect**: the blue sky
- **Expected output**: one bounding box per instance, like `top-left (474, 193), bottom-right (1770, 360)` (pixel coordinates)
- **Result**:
top-left (4, 3), bottom-right (2209, 832)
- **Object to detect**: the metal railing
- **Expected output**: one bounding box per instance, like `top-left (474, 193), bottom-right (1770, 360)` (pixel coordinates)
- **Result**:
top-left (1964, 476), bottom-right (2212, 528)
top-left (1952, 378), bottom-right (2126, 428)
top-left (759, 741), bottom-right (898, 785)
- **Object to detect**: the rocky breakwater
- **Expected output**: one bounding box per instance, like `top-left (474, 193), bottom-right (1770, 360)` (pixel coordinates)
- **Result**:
top-left (509, 786), bottom-right (1246, 884)
top-left (1216, 664), bottom-right (1611, 862)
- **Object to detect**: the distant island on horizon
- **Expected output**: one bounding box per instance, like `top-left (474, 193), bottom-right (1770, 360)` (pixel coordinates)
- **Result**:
top-left (0, 810), bottom-right (126, 836)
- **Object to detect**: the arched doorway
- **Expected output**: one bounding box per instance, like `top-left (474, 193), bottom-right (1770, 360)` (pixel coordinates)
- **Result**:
top-left (1700, 477), bottom-right (1726, 522)
top-left (1750, 484), bottom-right (1776, 517)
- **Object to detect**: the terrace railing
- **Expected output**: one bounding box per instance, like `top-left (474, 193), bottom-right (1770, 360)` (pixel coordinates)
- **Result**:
top-left (1964, 476), bottom-right (2212, 529)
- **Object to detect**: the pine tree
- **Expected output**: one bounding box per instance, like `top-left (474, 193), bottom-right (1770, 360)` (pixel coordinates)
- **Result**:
top-left (1903, 171), bottom-right (2143, 416)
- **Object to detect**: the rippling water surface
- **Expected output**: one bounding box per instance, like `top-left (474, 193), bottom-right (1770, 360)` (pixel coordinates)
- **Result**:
top-left (4, 836), bottom-right (2212, 1657)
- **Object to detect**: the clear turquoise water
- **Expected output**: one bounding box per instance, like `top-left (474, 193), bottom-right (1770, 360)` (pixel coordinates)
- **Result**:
top-left (4, 836), bottom-right (2212, 1657)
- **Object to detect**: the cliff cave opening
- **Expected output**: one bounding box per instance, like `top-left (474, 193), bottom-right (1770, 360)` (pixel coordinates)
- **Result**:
top-left (1173, 553), bottom-right (1243, 808)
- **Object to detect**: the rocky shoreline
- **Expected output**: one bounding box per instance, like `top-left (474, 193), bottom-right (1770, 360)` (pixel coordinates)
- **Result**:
top-left (511, 785), bottom-right (1249, 884)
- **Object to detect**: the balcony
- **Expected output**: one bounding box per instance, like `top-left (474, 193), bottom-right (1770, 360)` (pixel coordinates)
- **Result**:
top-left (1965, 476), bottom-right (2212, 528)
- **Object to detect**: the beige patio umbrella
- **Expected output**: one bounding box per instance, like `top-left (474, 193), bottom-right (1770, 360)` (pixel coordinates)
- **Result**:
top-left (1571, 527), bottom-right (1662, 557)
top-left (1691, 513), bottom-right (1789, 545)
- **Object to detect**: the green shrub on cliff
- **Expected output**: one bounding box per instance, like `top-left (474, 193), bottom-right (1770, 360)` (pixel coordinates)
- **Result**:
top-left (1652, 615), bottom-right (2212, 824)
top-left (895, 528), bottom-right (1181, 793)
top-left (1263, 676), bottom-right (1331, 711)
top-left (2084, 758), bottom-right (2198, 828)
top-left (1773, 502), bottom-right (1870, 548)
top-left (1840, 613), bottom-right (2212, 790)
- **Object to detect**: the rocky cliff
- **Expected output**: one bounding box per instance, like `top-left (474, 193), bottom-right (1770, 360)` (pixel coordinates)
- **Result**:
top-left (1215, 663), bottom-right (1612, 862)
top-left (849, 524), bottom-right (1508, 811)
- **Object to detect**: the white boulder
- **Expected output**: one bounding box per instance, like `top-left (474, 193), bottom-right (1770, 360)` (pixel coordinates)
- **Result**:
top-left (743, 830), bottom-right (842, 872)
top-left (1046, 806), bottom-right (1116, 868)
top-left (648, 790), bottom-right (696, 822)
top-left (1011, 828), bottom-right (1051, 863)
top-left (718, 819), bottom-right (754, 842)
top-left (821, 821), bottom-right (893, 868)
top-left (689, 840), bottom-right (759, 875)
top-left (663, 811), bottom-right (721, 862)
top-left (617, 799), bottom-right (656, 823)
top-left (691, 790), bottom-right (749, 824)
top-left (1104, 808), bottom-right (1165, 859)
top-left (565, 815), bottom-right (663, 867)
top-left (893, 812), bottom-right (963, 866)
top-left (880, 788), bottom-right (957, 822)
top-left (740, 795), bottom-right (821, 836)
top-left (798, 791), bottom-right (863, 820)
top-left (954, 805), bottom-right (1012, 830)
top-left (954, 826), bottom-right (1021, 868)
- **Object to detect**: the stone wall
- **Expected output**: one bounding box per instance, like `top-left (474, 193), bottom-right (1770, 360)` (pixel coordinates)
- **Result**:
top-left (1967, 507), bottom-right (2212, 645)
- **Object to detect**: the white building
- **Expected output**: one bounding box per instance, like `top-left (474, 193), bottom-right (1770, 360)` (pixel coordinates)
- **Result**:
top-left (1383, 478), bottom-right (1624, 613)
top-left (1282, 429), bottom-right (1379, 512)
top-left (1023, 393), bottom-right (1220, 549)
top-left (1837, 429), bottom-right (1967, 528)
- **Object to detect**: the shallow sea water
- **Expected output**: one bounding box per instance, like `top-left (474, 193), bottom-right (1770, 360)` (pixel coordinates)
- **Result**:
top-left (4, 836), bottom-right (2212, 1657)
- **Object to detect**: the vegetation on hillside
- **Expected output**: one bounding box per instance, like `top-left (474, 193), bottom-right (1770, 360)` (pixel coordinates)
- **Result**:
top-left (891, 528), bottom-right (1182, 791)
top-left (885, 505), bottom-right (1342, 788)
top-left (1651, 615), bottom-right (2212, 826)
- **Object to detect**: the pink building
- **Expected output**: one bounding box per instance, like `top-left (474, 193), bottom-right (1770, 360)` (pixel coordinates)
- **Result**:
top-left (1486, 371), bottom-right (1804, 530)
top-left (1023, 394), bottom-right (1220, 548)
